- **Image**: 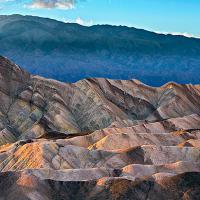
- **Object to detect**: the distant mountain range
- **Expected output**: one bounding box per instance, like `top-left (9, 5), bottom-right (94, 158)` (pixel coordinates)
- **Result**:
top-left (0, 14), bottom-right (200, 86)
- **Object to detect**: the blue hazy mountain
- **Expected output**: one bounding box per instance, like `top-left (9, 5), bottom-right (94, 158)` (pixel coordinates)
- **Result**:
top-left (0, 14), bottom-right (200, 86)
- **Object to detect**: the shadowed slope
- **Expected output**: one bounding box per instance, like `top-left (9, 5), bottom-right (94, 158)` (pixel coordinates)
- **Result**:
top-left (1, 15), bottom-right (200, 86)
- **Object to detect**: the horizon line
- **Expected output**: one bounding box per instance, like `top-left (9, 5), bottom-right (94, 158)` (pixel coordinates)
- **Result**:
top-left (1, 13), bottom-right (200, 40)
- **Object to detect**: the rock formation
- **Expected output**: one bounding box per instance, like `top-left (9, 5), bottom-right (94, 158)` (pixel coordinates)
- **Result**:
top-left (0, 56), bottom-right (200, 199)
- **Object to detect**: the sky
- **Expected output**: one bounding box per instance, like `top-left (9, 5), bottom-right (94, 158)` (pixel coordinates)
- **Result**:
top-left (0, 0), bottom-right (199, 38)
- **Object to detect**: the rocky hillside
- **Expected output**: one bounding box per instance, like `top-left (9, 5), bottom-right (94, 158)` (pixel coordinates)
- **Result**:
top-left (0, 15), bottom-right (200, 86)
top-left (0, 56), bottom-right (200, 199)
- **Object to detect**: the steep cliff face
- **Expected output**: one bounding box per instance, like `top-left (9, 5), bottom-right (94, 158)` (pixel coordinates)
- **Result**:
top-left (0, 56), bottom-right (200, 199)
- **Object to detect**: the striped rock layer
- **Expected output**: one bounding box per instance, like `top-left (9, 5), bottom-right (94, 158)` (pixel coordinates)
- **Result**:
top-left (0, 56), bottom-right (200, 199)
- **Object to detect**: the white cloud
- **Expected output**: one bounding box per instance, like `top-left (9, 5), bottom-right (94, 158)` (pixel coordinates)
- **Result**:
top-left (75, 16), bottom-right (93, 26)
top-left (155, 31), bottom-right (200, 39)
top-left (62, 16), bottom-right (93, 26)
top-left (27, 0), bottom-right (78, 10)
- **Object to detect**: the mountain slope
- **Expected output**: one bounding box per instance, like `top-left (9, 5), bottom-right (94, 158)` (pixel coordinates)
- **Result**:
top-left (0, 15), bottom-right (200, 86)
top-left (1, 56), bottom-right (200, 143)
top-left (0, 56), bottom-right (200, 199)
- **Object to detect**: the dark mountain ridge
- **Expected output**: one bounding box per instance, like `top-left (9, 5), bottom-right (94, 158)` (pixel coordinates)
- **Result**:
top-left (0, 14), bottom-right (200, 86)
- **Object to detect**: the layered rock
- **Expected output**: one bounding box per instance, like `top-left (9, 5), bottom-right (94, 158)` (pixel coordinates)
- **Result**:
top-left (0, 171), bottom-right (199, 200)
top-left (0, 56), bottom-right (200, 199)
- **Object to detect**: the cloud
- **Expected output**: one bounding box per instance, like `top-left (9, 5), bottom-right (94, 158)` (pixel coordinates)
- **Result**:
top-left (75, 17), bottom-right (93, 26)
top-left (62, 16), bottom-right (93, 26)
top-left (155, 31), bottom-right (200, 39)
top-left (27, 0), bottom-right (83, 9)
